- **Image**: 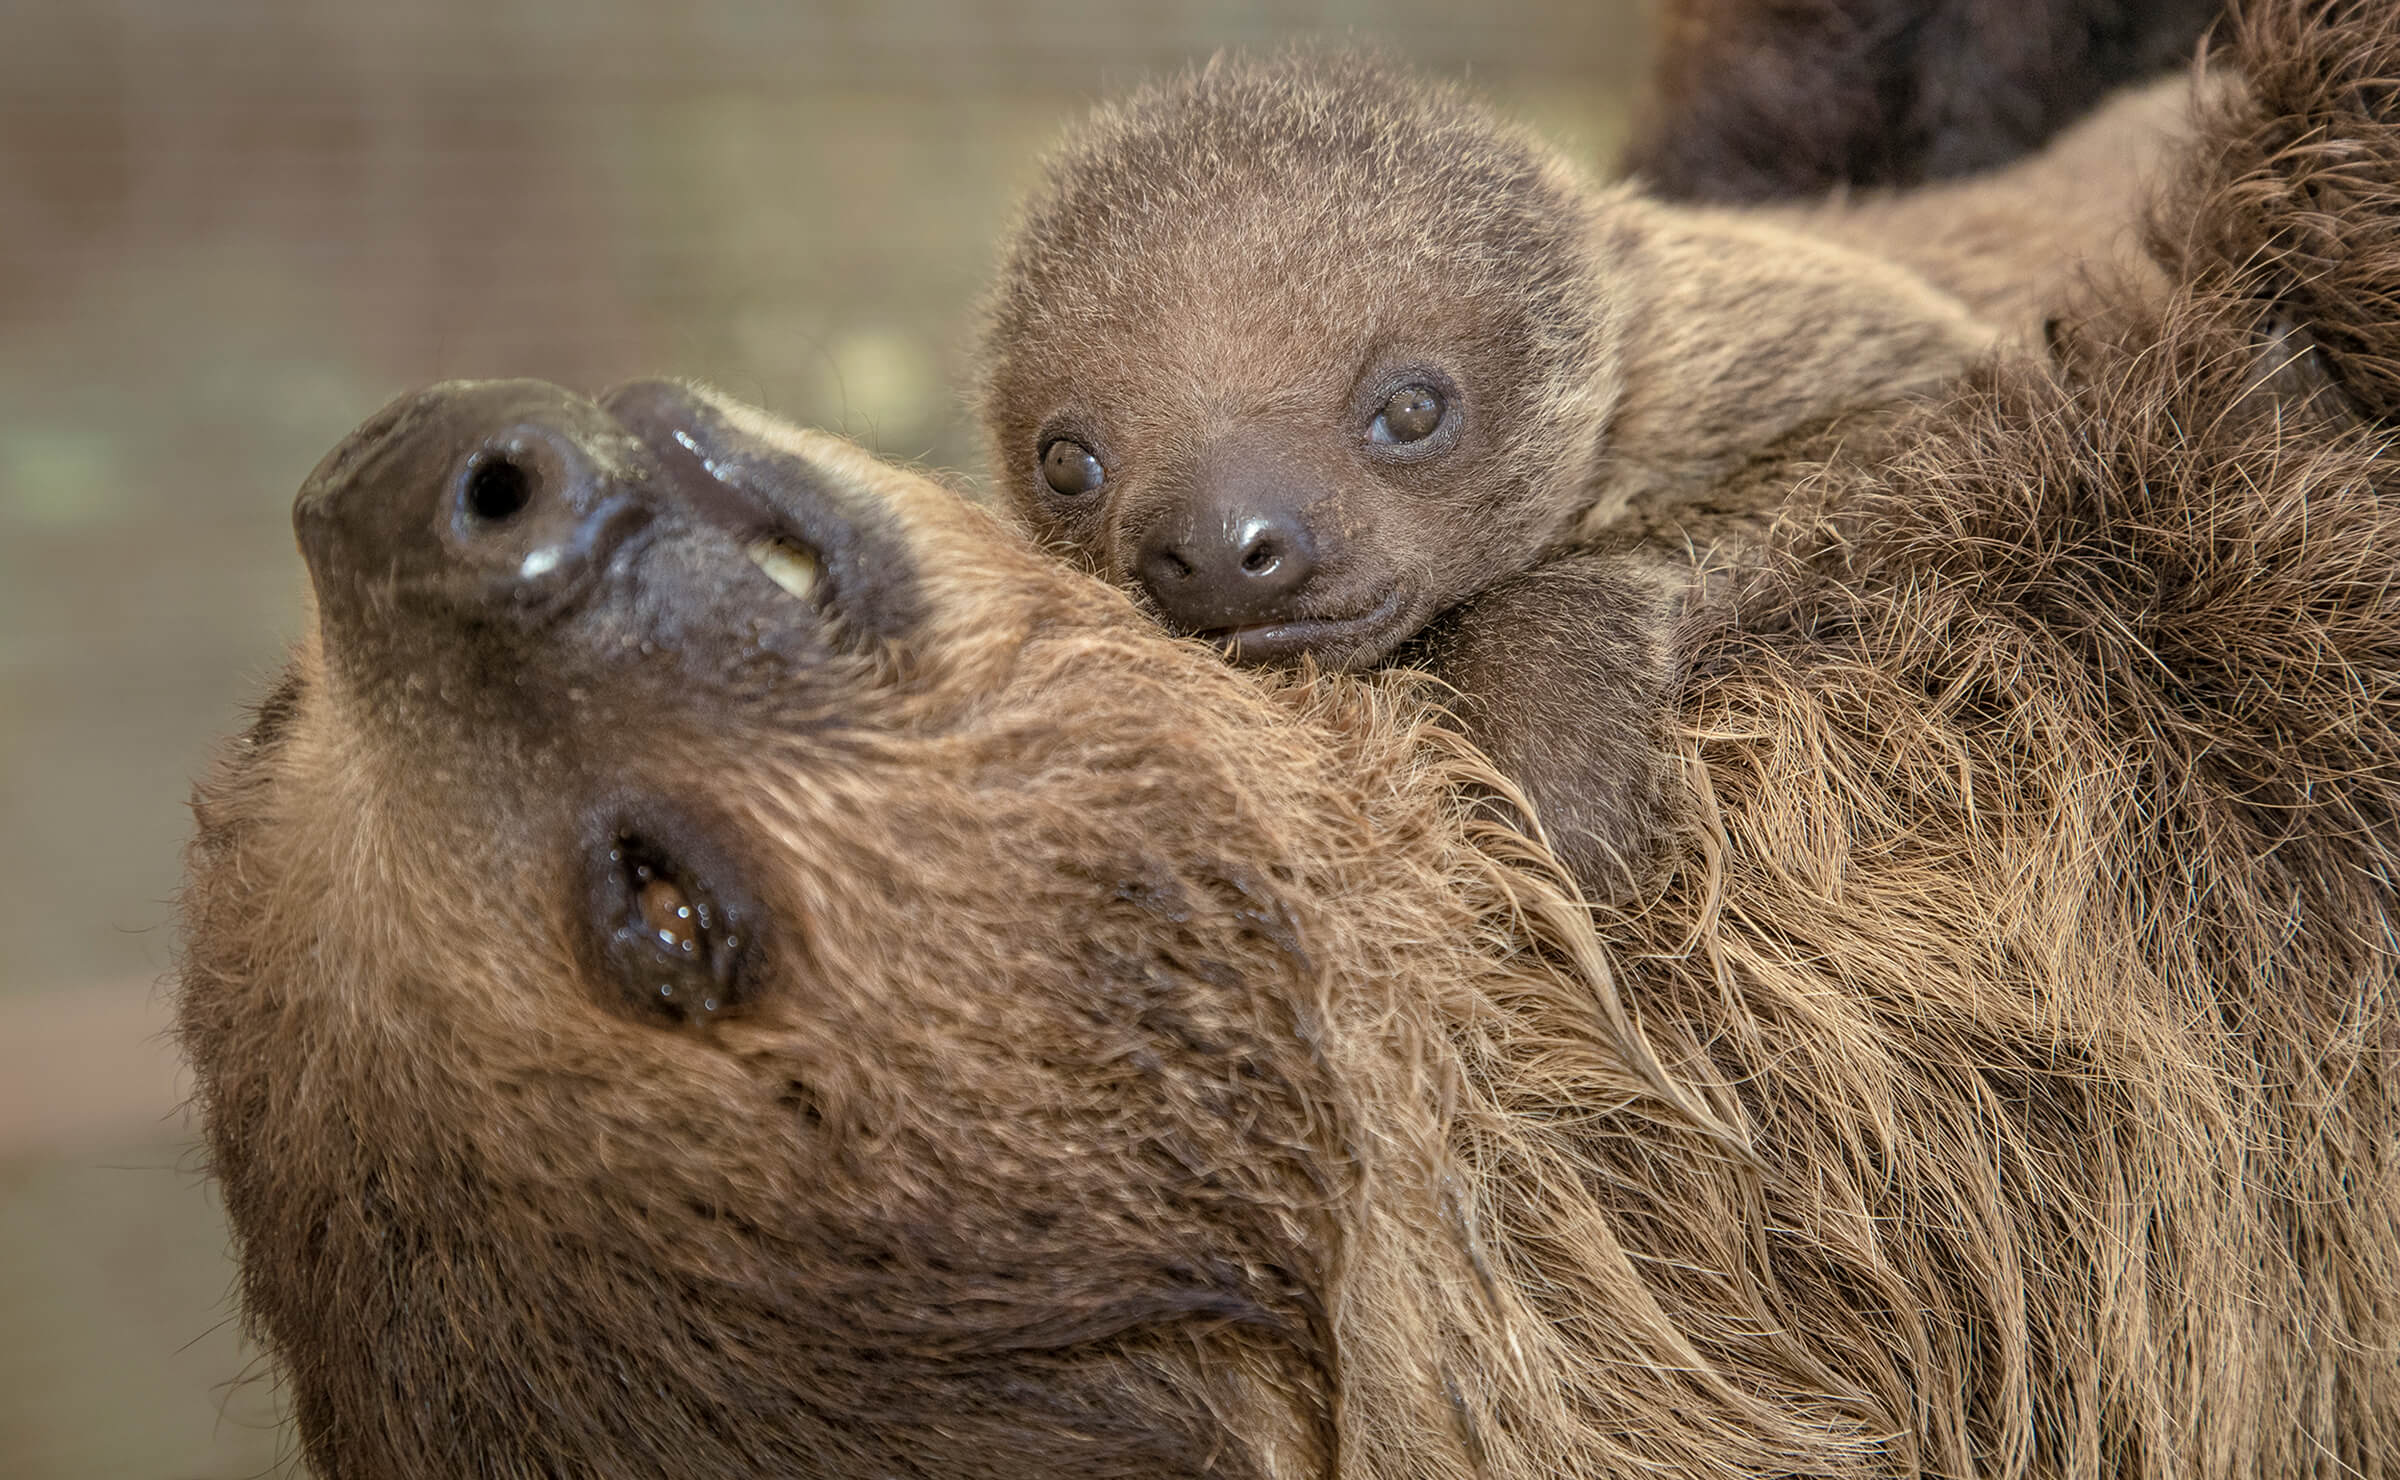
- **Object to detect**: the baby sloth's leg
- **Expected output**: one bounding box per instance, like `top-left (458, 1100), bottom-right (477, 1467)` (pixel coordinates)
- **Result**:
top-left (1405, 553), bottom-right (1687, 900)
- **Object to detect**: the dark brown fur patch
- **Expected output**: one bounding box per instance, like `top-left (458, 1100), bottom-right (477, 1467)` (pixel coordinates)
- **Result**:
top-left (1624, 0), bottom-right (2219, 201)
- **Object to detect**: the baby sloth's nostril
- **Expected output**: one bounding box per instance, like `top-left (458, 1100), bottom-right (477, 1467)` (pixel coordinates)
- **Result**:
top-left (1240, 539), bottom-right (1280, 576)
top-left (459, 453), bottom-right (535, 527)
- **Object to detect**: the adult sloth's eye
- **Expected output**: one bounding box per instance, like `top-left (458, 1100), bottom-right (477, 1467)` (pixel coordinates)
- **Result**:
top-left (595, 836), bottom-right (747, 1024)
top-left (1041, 438), bottom-right (1105, 496)
top-left (1369, 384), bottom-right (1446, 445)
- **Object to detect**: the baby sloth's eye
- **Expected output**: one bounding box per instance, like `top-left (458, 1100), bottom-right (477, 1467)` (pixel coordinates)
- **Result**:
top-left (1370, 384), bottom-right (1447, 445)
top-left (1040, 438), bottom-right (1106, 496)
top-left (594, 837), bottom-right (748, 1026)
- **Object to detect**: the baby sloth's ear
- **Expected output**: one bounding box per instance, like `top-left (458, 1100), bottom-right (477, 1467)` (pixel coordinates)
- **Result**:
top-left (1586, 201), bottom-right (1996, 528)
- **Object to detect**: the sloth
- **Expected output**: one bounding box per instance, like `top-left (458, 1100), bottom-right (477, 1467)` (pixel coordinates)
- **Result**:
top-left (173, 1), bottom-right (2400, 1455)
top-left (974, 52), bottom-right (2197, 893)
top-left (176, 3), bottom-right (2400, 1475)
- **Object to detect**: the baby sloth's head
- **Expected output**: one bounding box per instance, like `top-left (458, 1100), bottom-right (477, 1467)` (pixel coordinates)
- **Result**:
top-left (978, 52), bottom-right (1628, 670)
top-left (978, 53), bottom-right (1997, 671)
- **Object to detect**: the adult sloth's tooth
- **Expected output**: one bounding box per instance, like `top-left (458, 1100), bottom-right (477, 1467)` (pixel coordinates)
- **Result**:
top-left (746, 537), bottom-right (821, 601)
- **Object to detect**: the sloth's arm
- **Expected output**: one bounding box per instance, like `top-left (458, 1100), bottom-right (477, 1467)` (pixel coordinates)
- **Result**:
top-left (1583, 202), bottom-right (1996, 532)
top-left (1406, 553), bottom-right (1685, 901)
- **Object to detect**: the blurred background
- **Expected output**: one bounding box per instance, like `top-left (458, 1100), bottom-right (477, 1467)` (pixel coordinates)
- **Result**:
top-left (0, 1), bottom-right (1654, 1472)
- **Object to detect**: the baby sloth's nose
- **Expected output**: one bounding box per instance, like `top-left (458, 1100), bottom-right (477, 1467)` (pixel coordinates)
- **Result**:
top-left (1136, 467), bottom-right (1322, 635)
top-left (294, 379), bottom-right (656, 638)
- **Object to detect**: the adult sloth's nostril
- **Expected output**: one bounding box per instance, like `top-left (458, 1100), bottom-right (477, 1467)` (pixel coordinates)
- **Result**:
top-left (459, 453), bottom-right (535, 526)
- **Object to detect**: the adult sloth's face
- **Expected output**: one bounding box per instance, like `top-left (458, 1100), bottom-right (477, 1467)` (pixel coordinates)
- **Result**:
top-left (180, 381), bottom-right (1356, 1479)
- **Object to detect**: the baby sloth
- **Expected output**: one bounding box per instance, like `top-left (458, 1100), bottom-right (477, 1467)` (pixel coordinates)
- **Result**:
top-left (977, 52), bottom-right (1994, 892)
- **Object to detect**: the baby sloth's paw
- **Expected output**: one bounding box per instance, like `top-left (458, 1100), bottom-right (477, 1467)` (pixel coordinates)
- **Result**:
top-left (1407, 553), bottom-right (1687, 902)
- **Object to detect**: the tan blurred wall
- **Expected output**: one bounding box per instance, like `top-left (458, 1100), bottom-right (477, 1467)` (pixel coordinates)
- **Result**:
top-left (0, 1), bottom-right (1655, 1473)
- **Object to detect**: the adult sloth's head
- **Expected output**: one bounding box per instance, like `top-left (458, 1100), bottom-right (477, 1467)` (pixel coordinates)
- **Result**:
top-left (180, 377), bottom-right (1671, 1478)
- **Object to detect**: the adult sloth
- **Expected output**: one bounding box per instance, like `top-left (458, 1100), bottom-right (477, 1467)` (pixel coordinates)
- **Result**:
top-left (178, 2), bottom-right (2398, 1475)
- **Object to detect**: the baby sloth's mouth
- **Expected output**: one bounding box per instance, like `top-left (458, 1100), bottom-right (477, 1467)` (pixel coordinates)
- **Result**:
top-left (1200, 586), bottom-right (1414, 670)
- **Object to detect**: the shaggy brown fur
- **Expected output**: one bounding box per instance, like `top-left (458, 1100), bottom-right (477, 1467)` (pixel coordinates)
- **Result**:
top-left (1623, 0), bottom-right (2219, 201)
top-left (180, 1), bottom-right (2398, 1474)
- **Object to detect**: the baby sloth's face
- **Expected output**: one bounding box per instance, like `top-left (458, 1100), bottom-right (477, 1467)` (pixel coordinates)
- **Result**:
top-left (991, 281), bottom-right (1572, 670)
top-left (979, 55), bottom-right (1624, 671)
